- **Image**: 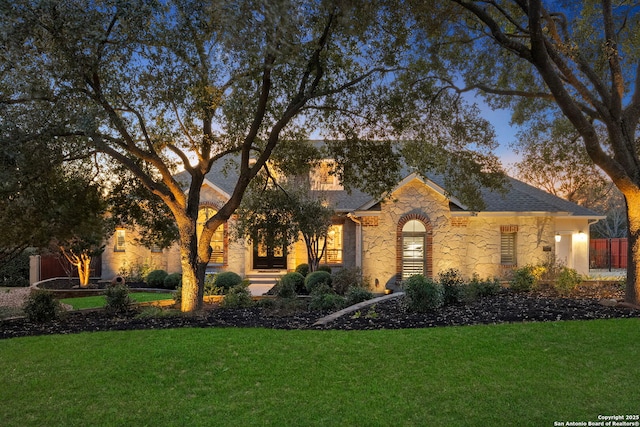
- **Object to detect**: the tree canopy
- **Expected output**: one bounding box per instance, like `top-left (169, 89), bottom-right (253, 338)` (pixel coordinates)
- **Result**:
top-left (2, 0), bottom-right (505, 310)
top-left (407, 0), bottom-right (640, 304)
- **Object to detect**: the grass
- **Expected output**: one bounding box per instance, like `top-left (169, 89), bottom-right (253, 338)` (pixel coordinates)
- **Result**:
top-left (59, 292), bottom-right (174, 310)
top-left (0, 318), bottom-right (638, 426)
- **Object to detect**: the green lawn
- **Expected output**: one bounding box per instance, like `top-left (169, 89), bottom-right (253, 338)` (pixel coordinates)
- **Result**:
top-left (60, 292), bottom-right (174, 310)
top-left (1, 318), bottom-right (638, 427)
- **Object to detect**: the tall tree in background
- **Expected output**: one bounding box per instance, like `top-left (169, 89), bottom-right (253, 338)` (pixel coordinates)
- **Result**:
top-left (0, 131), bottom-right (107, 267)
top-left (513, 118), bottom-right (609, 206)
top-left (513, 118), bottom-right (627, 239)
top-left (410, 0), bottom-right (640, 305)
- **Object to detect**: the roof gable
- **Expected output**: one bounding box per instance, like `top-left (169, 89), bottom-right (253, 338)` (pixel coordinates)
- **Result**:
top-left (177, 151), bottom-right (602, 218)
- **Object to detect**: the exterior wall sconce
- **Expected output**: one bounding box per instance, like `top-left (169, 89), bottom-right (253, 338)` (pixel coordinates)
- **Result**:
top-left (555, 233), bottom-right (562, 243)
top-left (577, 231), bottom-right (587, 242)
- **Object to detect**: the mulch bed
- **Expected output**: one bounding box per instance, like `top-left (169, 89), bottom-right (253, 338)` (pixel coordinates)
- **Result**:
top-left (2, 282), bottom-right (638, 340)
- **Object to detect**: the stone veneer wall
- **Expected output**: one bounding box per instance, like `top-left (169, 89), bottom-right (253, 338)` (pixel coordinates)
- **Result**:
top-left (360, 178), bottom-right (561, 287)
top-left (101, 230), bottom-right (181, 280)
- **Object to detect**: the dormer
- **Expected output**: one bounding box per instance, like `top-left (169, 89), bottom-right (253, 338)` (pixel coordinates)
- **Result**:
top-left (310, 160), bottom-right (343, 191)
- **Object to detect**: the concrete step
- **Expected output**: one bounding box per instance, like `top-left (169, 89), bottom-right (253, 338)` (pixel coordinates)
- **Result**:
top-left (246, 270), bottom-right (286, 296)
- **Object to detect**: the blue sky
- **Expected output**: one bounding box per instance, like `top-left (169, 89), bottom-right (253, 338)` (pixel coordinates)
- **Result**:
top-left (477, 105), bottom-right (521, 169)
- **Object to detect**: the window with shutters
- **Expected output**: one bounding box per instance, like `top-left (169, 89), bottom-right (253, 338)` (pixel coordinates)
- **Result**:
top-left (114, 229), bottom-right (126, 252)
top-left (402, 220), bottom-right (427, 279)
top-left (500, 231), bottom-right (517, 266)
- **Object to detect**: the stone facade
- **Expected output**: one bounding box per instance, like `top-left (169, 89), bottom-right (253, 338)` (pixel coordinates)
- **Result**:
top-left (100, 173), bottom-right (595, 289)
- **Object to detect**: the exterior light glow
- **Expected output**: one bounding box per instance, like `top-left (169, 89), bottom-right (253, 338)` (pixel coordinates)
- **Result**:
top-left (555, 233), bottom-right (561, 243)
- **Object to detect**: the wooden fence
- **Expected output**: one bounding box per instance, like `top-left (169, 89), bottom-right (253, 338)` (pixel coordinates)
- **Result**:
top-left (589, 238), bottom-right (627, 270)
top-left (36, 254), bottom-right (102, 281)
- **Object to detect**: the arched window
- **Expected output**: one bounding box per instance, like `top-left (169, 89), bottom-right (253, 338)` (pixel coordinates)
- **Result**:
top-left (402, 220), bottom-right (427, 279)
top-left (197, 206), bottom-right (226, 265)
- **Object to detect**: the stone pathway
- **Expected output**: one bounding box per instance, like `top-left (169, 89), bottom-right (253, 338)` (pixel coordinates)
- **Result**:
top-left (313, 292), bottom-right (404, 326)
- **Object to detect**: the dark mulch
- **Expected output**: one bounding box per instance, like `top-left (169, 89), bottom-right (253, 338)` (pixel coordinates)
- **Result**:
top-left (2, 283), bottom-right (639, 340)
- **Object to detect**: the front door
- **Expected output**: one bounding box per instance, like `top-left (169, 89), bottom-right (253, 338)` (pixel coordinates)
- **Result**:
top-left (253, 240), bottom-right (287, 270)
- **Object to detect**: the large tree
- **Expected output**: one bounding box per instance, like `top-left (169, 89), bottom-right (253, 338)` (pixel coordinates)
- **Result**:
top-left (1, 0), bottom-right (417, 311)
top-left (2, 0), bottom-right (505, 311)
top-left (410, 0), bottom-right (640, 305)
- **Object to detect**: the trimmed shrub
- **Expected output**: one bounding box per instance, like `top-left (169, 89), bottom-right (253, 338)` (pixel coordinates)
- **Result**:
top-left (344, 286), bottom-right (373, 306)
top-left (470, 275), bottom-right (502, 299)
top-left (317, 265), bottom-right (332, 273)
top-left (220, 283), bottom-right (253, 308)
top-left (404, 274), bottom-right (444, 312)
top-left (295, 263), bottom-right (310, 277)
top-left (214, 271), bottom-right (243, 293)
top-left (510, 266), bottom-right (535, 292)
top-left (146, 269), bottom-right (168, 288)
top-left (23, 290), bottom-right (62, 323)
top-left (332, 267), bottom-right (368, 295)
top-left (555, 267), bottom-right (581, 296)
top-left (308, 285), bottom-right (346, 311)
top-left (163, 273), bottom-right (182, 290)
top-left (277, 272), bottom-right (305, 298)
top-left (104, 283), bottom-right (132, 315)
top-left (305, 270), bottom-right (332, 294)
top-left (438, 269), bottom-right (466, 305)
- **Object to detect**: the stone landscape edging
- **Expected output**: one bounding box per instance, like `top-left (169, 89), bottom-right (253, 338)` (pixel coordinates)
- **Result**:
top-left (313, 292), bottom-right (405, 326)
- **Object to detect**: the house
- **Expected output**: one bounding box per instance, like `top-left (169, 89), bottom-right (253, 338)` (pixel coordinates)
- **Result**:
top-left (101, 156), bottom-right (604, 294)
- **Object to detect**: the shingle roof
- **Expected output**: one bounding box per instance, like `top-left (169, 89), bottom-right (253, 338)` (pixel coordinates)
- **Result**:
top-left (179, 155), bottom-right (601, 218)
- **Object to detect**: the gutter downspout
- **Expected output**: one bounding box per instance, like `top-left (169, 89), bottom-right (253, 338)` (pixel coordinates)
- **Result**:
top-left (347, 213), bottom-right (362, 269)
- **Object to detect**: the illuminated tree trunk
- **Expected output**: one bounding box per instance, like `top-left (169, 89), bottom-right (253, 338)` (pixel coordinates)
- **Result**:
top-left (176, 218), bottom-right (203, 312)
top-left (61, 249), bottom-right (92, 288)
top-left (176, 212), bottom-right (217, 312)
top-left (623, 190), bottom-right (640, 306)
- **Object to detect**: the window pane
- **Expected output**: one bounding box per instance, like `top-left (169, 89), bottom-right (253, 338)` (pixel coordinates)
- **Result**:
top-left (403, 220), bottom-right (426, 233)
top-left (114, 230), bottom-right (126, 252)
top-left (322, 225), bottom-right (343, 264)
top-left (402, 234), bottom-right (425, 279)
top-left (198, 206), bottom-right (225, 265)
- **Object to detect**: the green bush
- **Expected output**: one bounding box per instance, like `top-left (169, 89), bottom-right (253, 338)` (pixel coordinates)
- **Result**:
top-left (173, 284), bottom-right (182, 304)
top-left (23, 290), bottom-right (63, 323)
top-left (344, 286), bottom-right (373, 306)
top-left (317, 265), bottom-right (332, 273)
top-left (510, 266), bottom-right (535, 292)
top-left (220, 283), bottom-right (254, 308)
top-left (214, 271), bottom-right (243, 293)
top-left (404, 275), bottom-right (444, 312)
top-left (104, 284), bottom-right (132, 315)
top-left (332, 267), bottom-right (368, 295)
top-left (305, 271), bottom-right (332, 294)
top-left (438, 269), bottom-right (466, 305)
top-left (308, 285), bottom-right (346, 311)
top-left (204, 274), bottom-right (223, 296)
top-left (555, 267), bottom-right (581, 296)
top-left (295, 264), bottom-right (310, 277)
top-left (146, 269), bottom-right (168, 288)
top-left (276, 272), bottom-right (305, 298)
top-left (163, 273), bottom-right (182, 290)
top-left (0, 250), bottom-right (31, 287)
top-left (470, 275), bottom-right (501, 298)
